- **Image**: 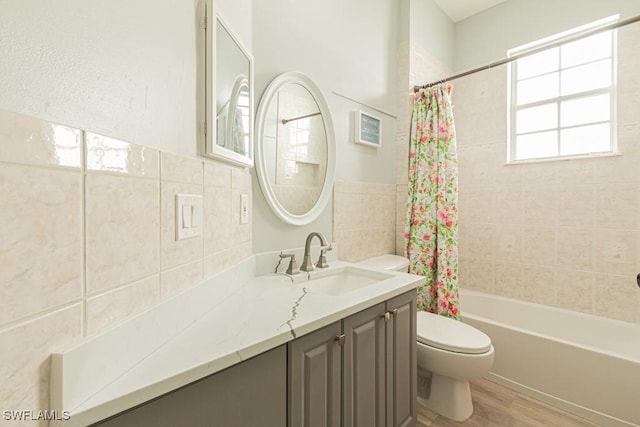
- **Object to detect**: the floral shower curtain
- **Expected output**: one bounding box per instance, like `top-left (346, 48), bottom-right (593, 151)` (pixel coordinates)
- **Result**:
top-left (404, 84), bottom-right (460, 320)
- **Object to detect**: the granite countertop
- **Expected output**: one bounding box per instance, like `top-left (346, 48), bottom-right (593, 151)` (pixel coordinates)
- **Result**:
top-left (50, 250), bottom-right (423, 427)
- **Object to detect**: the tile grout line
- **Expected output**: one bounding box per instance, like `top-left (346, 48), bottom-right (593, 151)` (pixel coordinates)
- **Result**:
top-left (0, 299), bottom-right (84, 333)
top-left (201, 161), bottom-right (206, 283)
top-left (81, 130), bottom-right (88, 337)
top-left (158, 153), bottom-right (163, 301)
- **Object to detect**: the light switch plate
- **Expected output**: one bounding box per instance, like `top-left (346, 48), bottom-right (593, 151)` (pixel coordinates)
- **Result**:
top-left (176, 194), bottom-right (202, 240)
top-left (240, 193), bottom-right (249, 224)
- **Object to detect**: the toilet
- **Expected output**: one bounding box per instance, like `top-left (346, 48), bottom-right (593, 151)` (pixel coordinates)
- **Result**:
top-left (358, 254), bottom-right (495, 422)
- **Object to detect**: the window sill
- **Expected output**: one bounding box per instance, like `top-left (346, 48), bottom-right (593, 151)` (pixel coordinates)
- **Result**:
top-left (505, 151), bottom-right (622, 166)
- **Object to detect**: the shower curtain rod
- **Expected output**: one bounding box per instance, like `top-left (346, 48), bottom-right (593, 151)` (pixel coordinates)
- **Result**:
top-left (281, 111), bottom-right (321, 125)
top-left (413, 12), bottom-right (640, 92)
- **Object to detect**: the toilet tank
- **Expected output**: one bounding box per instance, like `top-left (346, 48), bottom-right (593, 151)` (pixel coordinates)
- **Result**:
top-left (357, 254), bottom-right (410, 272)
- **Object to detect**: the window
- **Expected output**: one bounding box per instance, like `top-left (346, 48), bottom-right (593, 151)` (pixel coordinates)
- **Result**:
top-left (508, 19), bottom-right (617, 162)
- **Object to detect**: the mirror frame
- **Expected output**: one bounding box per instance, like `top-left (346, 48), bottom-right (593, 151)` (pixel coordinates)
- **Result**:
top-left (255, 72), bottom-right (336, 226)
top-left (203, 10), bottom-right (254, 167)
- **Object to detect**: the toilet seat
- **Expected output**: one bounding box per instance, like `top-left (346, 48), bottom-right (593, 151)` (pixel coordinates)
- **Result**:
top-left (416, 312), bottom-right (491, 354)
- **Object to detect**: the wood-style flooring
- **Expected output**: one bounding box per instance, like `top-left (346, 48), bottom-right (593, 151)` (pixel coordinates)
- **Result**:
top-left (417, 377), bottom-right (601, 427)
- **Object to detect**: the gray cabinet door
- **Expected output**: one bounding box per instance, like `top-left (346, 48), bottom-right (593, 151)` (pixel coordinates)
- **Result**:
top-left (385, 291), bottom-right (417, 427)
top-left (288, 321), bottom-right (342, 427)
top-left (342, 302), bottom-right (387, 427)
top-left (93, 345), bottom-right (286, 427)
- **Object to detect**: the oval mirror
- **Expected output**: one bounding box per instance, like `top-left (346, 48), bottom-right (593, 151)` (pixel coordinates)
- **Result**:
top-left (255, 72), bottom-right (336, 225)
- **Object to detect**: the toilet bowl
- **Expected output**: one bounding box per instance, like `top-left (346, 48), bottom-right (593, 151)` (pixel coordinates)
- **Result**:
top-left (358, 254), bottom-right (495, 422)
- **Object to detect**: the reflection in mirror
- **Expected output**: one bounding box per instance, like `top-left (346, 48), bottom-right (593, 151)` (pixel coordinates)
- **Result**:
top-left (222, 75), bottom-right (250, 156)
top-left (256, 72), bottom-right (336, 226)
top-left (263, 83), bottom-right (327, 215)
top-left (203, 12), bottom-right (253, 167)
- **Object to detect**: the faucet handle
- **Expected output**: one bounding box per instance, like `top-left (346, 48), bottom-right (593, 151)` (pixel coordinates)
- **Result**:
top-left (279, 253), bottom-right (300, 275)
top-left (315, 244), bottom-right (332, 269)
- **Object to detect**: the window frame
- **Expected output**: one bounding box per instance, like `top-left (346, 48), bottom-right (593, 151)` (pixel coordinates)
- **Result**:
top-left (507, 18), bottom-right (619, 163)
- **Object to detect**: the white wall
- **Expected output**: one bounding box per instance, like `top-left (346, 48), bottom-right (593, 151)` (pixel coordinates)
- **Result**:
top-left (216, 0), bottom-right (252, 50)
top-left (410, 0), bottom-right (455, 72)
top-left (252, 0), bottom-right (400, 253)
top-left (0, 0), bottom-right (199, 156)
top-left (0, 0), bottom-right (251, 158)
top-left (454, 0), bottom-right (640, 71)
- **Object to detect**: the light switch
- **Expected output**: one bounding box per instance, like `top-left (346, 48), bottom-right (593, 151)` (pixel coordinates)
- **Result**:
top-left (191, 204), bottom-right (201, 230)
top-left (176, 194), bottom-right (202, 240)
top-left (182, 205), bottom-right (192, 228)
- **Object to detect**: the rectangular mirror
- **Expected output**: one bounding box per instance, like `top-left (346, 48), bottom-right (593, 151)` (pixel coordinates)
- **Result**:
top-left (203, 9), bottom-right (254, 167)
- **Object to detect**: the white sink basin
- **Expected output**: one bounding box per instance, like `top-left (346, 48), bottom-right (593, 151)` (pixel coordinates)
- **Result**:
top-left (300, 266), bottom-right (394, 296)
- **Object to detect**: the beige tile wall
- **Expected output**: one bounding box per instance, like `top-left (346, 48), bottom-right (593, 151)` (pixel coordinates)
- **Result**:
top-left (455, 24), bottom-right (640, 325)
top-left (333, 180), bottom-right (396, 262)
top-left (0, 109), bottom-right (252, 423)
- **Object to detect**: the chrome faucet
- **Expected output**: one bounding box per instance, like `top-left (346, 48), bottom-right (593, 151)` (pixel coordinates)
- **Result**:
top-left (300, 232), bottom-right (332, 272)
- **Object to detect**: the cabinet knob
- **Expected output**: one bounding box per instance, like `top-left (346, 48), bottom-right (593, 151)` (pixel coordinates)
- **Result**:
top-left (392, 308), bottom-right (398, 318)
top-left (335, 334), bottom-right (346, 347)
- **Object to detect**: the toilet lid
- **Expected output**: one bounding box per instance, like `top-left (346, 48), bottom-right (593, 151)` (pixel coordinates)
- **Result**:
top-left (416, 312), bottom-right (491, 354)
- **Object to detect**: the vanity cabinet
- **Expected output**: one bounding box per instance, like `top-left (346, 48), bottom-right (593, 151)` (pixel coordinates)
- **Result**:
top-left (385, 290), bottom-right (418, 427)
top-left (288, 321), bottom-right (342, 427)
top-left (289, 290), bottom-right (416, 427)
top-left (92, 345), bottom-right (287, 427)
top-left (91, 291), bottom-right (415, 427)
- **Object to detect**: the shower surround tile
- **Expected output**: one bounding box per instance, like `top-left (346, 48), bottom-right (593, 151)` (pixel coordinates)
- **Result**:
top-left (554, 269), bottom-right (594, 314)
top-left (556, 228), bottom-right (594, 271)
top-left (0, 164), bottom-right (82, 326)
top-left (523, 266), bottom-right (556, 306)
top-left (594, 274), bottom-right (640, 323)
top-left (493, 188), bottom-right (523, 224)
top-left (494, 262), bottom-right (523, 299)
top-left (523, 188), bottom-right (557, 226)
top-left (557, 186), bottom-right (595, 227)
top-left (465, 258), bottom-right (494, 293)
top-left (594, 228), bottom-right (638, 276)
top-left (408, 21), bottom-right (640, 326)
top-left (492, 225), bottom-right (522, 262)
top-left (523, 226), bottom-right (556, 266)
top-left (452, 58), bottom-right (640, 320)
top-left (595, 183), bottom-right (639, 230)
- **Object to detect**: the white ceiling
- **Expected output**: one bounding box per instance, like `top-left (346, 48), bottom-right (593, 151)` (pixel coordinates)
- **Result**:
top-left (433, 0), bottom-right (508, 22)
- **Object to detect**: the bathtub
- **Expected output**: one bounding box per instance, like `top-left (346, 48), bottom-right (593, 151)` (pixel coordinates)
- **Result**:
top-left (460, 289), bottom-right (640, 427)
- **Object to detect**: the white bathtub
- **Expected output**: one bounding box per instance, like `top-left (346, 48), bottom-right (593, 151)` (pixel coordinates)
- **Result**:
top-left (460, 289), bottom-right (640, 427)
